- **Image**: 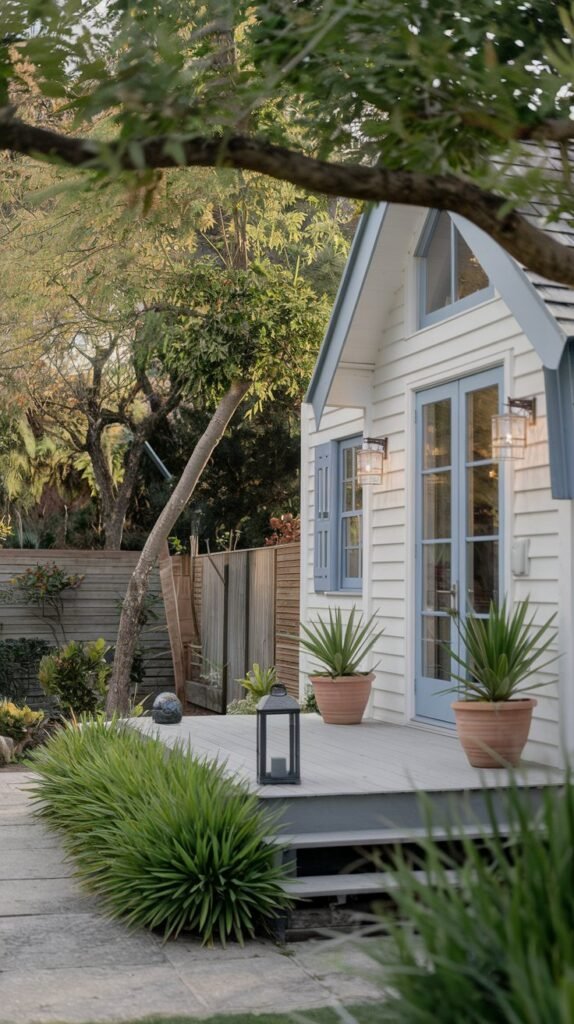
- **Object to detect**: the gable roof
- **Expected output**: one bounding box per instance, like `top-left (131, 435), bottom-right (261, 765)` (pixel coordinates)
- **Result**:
top-left (307, 203), bottom-right (574, 425)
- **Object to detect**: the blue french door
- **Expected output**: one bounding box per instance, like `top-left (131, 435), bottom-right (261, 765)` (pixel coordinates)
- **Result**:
top-left (415, 368), bottom-right (503, 725)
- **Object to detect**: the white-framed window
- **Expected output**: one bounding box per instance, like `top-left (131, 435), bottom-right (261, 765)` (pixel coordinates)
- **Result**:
top-left (314, 436), bottom-right (363, 592)
top-left (416, 211), bottom-right (492, 328)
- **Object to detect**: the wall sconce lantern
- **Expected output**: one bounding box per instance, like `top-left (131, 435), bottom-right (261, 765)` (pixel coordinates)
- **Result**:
top-left (256, 684), bottom-right (301, 785)
top-left (491, 398), bottom-right (536, 461)
top-left (356, 437), bottom-right (388, 485)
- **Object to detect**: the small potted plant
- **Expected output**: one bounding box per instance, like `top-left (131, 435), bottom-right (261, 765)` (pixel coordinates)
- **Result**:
top-left (449, 599), bottom-right (557, 767)
top-left (298, 606), bottom-right (383, 724)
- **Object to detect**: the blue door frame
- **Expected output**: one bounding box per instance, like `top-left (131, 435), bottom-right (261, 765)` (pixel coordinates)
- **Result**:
top-left (415, 368), bottom-right (504, 725)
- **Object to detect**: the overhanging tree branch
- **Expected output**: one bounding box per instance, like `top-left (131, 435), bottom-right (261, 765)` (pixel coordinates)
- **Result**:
top-left (2, 116), bottom-right (574, 286)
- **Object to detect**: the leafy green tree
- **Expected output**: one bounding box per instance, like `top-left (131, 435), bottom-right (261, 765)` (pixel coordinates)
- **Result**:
top-left (141, 394), bottom-right (301, 553)
top-left (1, 1), bottom-right (574, 283)
top-left (0, 147), bottom-right (350, 548)
top-left (106, 266), bottom-right (327, 712)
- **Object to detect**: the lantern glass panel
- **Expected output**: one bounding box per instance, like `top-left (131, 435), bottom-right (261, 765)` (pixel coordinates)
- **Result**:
top-left (356, 447), bottom-right (383, 485)
top-left (491, 412), bottom-right (527, 460)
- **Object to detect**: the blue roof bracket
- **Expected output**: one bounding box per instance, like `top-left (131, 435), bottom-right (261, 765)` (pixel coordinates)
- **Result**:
top-left (544, 338), bottom-right (574, 499)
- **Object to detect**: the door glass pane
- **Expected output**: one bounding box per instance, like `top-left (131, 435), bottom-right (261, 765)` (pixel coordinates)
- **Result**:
top-left (422, 616), bottom-right (451, 681)
top-left (423, 472), bottom-right (451, 538)
top-left (425, 212), bottom-right (452, 314)
top-left (343, 481), bottom-right (353, 512)
top-left (467, 385), bottom-right (498, 461)
top-left (455, 230), bottom-right (489, 301)
top-left (423, 399), bottom-right (451, 468)
top-left (423, 543), bottom-right (451, 611)
top-left (467, 540), bottom-right (499, 614)
top-left (467, 464), bottom-right (499, 536)
top-left (344, 447), bottom-right (353, 479)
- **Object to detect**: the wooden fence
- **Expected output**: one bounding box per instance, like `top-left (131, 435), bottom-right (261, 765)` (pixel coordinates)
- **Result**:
top-left (0, 550), bottom-right (173, 705)
top-left (160, 543), bottom-right (301, 710)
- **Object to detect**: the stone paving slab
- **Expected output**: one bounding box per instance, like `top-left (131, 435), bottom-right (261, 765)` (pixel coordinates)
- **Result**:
top-left (0, 849), bottom-right (73, 879)
top-left (0, 964), bottom-right (204, 1023)
top-left (0, 877), bottom-right (98, 916)
top-left (0, 913), bottom-right (167, 971)
top-left (165, 954), bottom-right (330, 1014)
top-left (0, 823), bottom-right (61, 850)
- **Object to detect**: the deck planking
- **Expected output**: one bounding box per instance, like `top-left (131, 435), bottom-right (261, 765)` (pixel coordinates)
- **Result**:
top-left (132, 714), bottom-right (562, 799)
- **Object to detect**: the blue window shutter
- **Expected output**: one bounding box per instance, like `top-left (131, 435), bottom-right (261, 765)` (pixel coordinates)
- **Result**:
top-left (314, 442), bottom-right (335, 591)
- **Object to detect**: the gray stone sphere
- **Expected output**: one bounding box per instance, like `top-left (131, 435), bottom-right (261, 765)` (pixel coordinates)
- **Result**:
top-left (152, 692), bottom-right (183, 724)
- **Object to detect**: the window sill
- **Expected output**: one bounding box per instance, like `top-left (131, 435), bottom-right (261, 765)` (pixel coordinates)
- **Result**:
top-left (322, 590), bottom-right (363, 597)
top-left (414, 290), bottom-right (496, 336)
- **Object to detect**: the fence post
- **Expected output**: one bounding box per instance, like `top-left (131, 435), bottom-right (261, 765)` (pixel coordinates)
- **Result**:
top-left (221, 562), bottom-right (230, 712)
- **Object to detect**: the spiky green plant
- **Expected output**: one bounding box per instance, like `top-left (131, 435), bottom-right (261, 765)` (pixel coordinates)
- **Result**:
top-left (236, 663), bottom-right (277, 699)
top-left (358, 779), bottom-right (574, 1024)
top-left (298, 606), bottom-right (383, 678)
top-left (450, 599), bottom-right (557, 701)
top-left (29, 719), bottom-right (291, 945)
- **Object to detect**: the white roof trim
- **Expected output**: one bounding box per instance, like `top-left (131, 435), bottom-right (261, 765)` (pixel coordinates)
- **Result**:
top-left (306, 204), bottom-right (387, 425)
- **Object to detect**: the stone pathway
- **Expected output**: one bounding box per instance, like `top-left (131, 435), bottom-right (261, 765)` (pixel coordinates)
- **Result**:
top-left (0, 772), bottom-right (382, 1023)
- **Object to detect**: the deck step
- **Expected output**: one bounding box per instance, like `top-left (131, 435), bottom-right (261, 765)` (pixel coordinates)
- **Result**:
top-left (273, 822), bottom-right (510, 850)
top-left (283, 869), bottom-right (459, 899)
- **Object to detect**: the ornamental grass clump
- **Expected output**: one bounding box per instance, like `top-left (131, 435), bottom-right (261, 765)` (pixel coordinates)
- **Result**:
top-left (298, 606), bottom-right (383, 678)
top-left (450, 598), bottom-right (557, 701)
top-left (29, 719), bottom-right (291, 945)
top-left (360, 779), bottom-right (574, 1024)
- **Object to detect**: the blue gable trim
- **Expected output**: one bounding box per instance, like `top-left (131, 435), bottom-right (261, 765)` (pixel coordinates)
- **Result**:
top-left (306, 203), bottom-right (387, 426)
top-left (544, 338), bottom-right (574, 499)
top-left (451, 215), bottom-right (565, 370)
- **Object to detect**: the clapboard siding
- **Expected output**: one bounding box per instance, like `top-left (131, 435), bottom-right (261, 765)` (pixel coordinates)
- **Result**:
top-left (0, 550), bottom-right (173, 700)
top-left (302, 263), bottom-right (564, 764)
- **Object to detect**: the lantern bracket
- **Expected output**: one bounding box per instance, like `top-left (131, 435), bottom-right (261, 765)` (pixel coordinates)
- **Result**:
top-left (507, 397), bottom-right (536, 424)
top-left (362, 437), bottom-right (388, 457)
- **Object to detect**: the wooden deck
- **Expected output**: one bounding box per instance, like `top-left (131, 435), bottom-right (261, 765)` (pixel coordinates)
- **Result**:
top-left (133, 714), bottom-right (562, 833)
top-left (132, 715), bottom-right (563, 908)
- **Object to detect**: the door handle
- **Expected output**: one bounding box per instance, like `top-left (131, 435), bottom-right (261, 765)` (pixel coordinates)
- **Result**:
top-left (436, 583), bottom-right (457, 613)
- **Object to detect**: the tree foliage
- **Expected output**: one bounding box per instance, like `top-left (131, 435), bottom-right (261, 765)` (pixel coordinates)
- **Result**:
top-left (0, 143), bottom-right (349, 547)
top-left (2, 2), bottom-right (574, 282)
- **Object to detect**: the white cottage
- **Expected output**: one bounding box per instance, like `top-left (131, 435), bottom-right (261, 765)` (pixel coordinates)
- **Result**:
top-left (300, 203), bottom-right (574, 769)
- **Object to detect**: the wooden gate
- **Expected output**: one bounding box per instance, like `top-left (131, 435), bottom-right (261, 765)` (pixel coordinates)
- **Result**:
top-left (160, 544), bottom-right (300, 711)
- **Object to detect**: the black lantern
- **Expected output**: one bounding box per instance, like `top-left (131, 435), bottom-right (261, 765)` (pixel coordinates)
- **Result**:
top-left (256, 684), bottom-right (301, 785)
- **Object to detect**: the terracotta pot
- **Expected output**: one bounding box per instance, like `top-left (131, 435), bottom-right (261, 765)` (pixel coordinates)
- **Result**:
top-left (309, 673), bottom-right (374, 725)
top-left (451, 698), bottom-right (537, 768)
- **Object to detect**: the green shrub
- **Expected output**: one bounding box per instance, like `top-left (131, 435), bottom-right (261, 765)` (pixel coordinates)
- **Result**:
top-left (362, 781), bottom-right (574, 1024)
top-left (0, 700), bottom-right (44, 741)
top-left (38, 638), bottom-right (110, 715)
top-left (29, 720), bottom-right (291, 945)
top-left (236, 664), bottom-right (278, 700)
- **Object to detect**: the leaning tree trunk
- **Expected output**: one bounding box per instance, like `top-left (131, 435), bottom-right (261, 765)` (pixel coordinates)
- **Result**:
top-left (106, 380), bottom-right (250, 714)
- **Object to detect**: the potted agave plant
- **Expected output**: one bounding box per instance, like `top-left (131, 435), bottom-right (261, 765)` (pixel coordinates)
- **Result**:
top-left (450, 599), bottom-right (557, 768)
top-left (298, 606), bottom-right (383, 724)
